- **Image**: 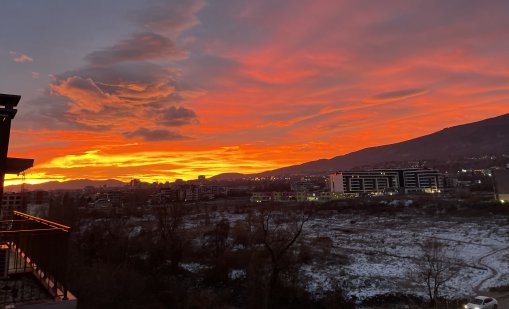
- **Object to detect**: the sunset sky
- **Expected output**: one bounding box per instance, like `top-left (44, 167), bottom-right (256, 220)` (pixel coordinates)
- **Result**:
top-left (2, 0), bottom-right (509, 185)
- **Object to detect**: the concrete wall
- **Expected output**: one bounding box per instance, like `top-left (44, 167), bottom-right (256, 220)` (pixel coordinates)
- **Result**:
top-left (329, 173), bottom-right (344, 193)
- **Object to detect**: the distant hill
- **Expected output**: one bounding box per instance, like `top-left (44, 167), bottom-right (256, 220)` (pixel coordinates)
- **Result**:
top-left (214, 113), bottom-right (509, 179)
top-left (5, 179), bottom-right (125, 192)
top-left (209, 173), bottom-right (247, 181)
top-left (260, 113), bottom-right (509, 176)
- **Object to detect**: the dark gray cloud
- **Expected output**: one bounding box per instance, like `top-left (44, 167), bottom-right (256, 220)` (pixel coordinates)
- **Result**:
top-left (22, 59), bottom-right (197, 131)
top-left (123, 127), bottom-right (189, 141)
top-left (17, 93), bottom-right (75, 130)
top-left (17, 92), bottom-right (111, 131)
top-left (58, 61), bottom-right (174, 85)
top-left (85, 32), bottom-right (185, 65)
top-left (134, 0), bottom-right (205, 34)
top-left (47, 60), bottom-right (200, 129)
top-left (64, 76), bottom-right (103, 94)
top-left (54, 61), bottom-right (180, 107)
top-left (157, 106), bottom-right (197, 126)
top-left (17, 0), bottom-right (207, 133)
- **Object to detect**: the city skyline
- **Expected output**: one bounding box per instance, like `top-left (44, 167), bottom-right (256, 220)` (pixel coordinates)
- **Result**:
top-left (2, 0), bottom-right (509, 185)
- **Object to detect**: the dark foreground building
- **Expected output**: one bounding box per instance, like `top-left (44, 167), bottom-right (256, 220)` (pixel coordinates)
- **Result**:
top-left (0, 93), bottom-right (76, 308)
top-left (0, 94), bottom-right (34, 219)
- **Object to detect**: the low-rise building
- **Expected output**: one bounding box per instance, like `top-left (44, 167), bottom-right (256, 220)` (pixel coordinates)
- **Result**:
top-left (89, 198), bottom-right (113, 208)
top-left (250, 192), bottom-right (273, 203)
top-left (1, 192), bottom-right (25, 217)
top-left (290, 180), bottom-right (317, 192)
top-left (155, 184), bottom-right (228, 203)
top-left (250, 191), bottom-right (356, 203)
top-left (26, 190), bottom-right (50, 218)
top-left (105, 190), bottom-right (124, 207)
top-left (178, 184), bottom-right (200, 201)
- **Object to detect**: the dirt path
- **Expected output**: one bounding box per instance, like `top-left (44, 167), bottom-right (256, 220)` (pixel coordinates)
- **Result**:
top-left (473, 246), bottom-right (509, 294)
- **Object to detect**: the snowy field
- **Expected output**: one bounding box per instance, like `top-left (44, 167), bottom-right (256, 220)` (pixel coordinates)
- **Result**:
top-left (84, 204), bottom-right (509, 304)
top-left (300, 213), bottom-right (509, 301)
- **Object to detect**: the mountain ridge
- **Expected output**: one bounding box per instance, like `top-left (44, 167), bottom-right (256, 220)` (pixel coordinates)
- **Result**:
top-left (5, 179), bottom-right (125, 192)
top-left (213, 113), bottom-right (509, 179)
top-left (257, 113), bottom-right (509, 176)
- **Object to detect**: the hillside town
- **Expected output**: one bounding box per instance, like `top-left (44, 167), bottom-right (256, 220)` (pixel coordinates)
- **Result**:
top-left (4, 161), bottom-right (508, 216)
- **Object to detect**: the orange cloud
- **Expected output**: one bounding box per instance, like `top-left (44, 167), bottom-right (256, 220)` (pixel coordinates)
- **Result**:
top-left (7, 1), bottom-right (509, 185)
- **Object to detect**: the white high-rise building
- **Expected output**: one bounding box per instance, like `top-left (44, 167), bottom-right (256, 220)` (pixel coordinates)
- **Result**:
top-left (330, 168), bottom-right (443, 194)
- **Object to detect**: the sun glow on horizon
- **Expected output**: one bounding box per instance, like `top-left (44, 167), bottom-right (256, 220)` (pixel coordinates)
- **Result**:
top-left (4, 172), bottom-right (68, 187)
top-left (6, 146), bottom-right (291, 186)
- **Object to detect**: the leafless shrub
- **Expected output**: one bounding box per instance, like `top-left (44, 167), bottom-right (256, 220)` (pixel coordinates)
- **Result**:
top-left (410, 238), bottom-right (461, 308)
top-left (257, 205), bottom-right (311, 308)
top-left (155, 203), bottom-right (189, 272)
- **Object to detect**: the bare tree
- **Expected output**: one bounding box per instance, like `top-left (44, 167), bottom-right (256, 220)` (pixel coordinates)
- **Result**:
top-left (413, 238), bottom-right (460, 307)
top-left (156, 203), bottom-right (187, 272)
top-left (258, 205), bottom-right (311, 308)
top-left (202, 218), bottom-right (231, 281)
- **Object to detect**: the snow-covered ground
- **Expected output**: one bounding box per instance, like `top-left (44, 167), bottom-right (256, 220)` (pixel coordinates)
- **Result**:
top-left (301, 214), bottom-right (509, 301)
top-left (80, 206), bottom-right (509, 303)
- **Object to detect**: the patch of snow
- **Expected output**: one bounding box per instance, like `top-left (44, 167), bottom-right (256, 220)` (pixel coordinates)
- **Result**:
top-left (229, 269), bottom-right (246, 280)
top-left (128, 226), bottom-right (143, 239)
top-left (300, 214), bottom-right (509, 301)
top-left (180, 262), bottom-right (208, 273)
